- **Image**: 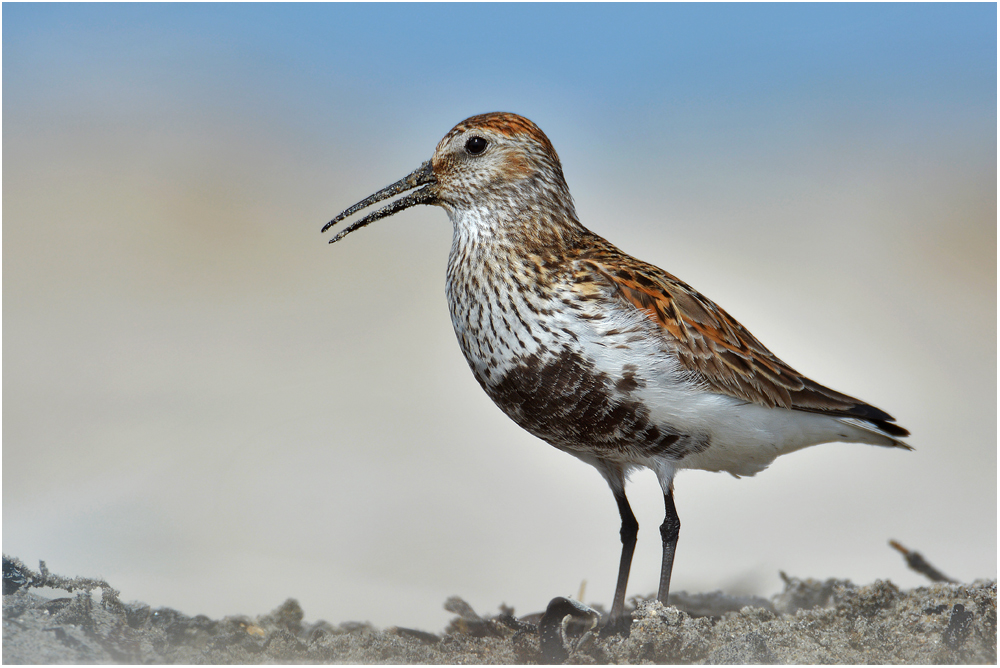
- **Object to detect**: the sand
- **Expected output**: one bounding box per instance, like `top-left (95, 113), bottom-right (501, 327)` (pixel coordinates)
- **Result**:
top-left (2, 555), bottom-right (995, 664)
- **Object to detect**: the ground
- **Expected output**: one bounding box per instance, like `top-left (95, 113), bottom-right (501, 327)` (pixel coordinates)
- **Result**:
top-left (2, 556), bottom-right (995, 664)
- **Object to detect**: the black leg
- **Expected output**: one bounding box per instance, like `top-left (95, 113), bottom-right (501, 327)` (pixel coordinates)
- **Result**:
top-left (656, 489), bottom-right (680, 605)
top-left (609, 488), bottom-right (639, 621)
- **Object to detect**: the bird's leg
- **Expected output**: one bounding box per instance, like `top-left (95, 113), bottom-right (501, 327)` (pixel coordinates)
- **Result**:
top-left (656, 489), bottom-right (680, 605)
top-left (609, 489), bottom-right (638, 622)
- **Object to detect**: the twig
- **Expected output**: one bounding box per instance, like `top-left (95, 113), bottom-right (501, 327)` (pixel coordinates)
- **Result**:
top-left (889, 540), bottom-right (958, 583)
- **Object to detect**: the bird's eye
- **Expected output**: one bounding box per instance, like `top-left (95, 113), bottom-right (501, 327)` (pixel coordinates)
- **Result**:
top-left (465, 136), bottom-right (488, 155)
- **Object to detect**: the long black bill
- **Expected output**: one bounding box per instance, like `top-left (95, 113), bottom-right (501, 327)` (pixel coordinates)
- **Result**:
top-left (322, 160), bottom-right (437, 244)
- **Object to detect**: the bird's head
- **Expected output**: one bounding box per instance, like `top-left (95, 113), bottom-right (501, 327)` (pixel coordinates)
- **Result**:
top-left (324, 112), bottom-right (577, 244)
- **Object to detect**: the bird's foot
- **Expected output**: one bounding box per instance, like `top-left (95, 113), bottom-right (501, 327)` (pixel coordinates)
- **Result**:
top-left (598, 614), bottom-right (632, 638)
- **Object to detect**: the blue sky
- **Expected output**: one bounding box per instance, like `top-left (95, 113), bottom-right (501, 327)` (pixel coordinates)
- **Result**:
top-left (6, 4), bottom-right (994, 125)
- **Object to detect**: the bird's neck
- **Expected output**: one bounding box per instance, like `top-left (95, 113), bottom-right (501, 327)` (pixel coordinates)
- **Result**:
top-left (445, 183), bottom-right (584, 259)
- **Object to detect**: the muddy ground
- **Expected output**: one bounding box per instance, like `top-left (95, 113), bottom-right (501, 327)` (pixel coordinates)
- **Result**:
top-left (2, 556), bottom-right (995, 664)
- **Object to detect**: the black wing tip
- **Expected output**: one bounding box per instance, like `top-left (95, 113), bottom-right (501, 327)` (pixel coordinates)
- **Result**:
top-left (873, 419), bottom-right (910, 439)
top-left (843, 403), bottom-right (909, 437)
top-left (843, 402), bottom-right (912, 444)
top-left (867, 418), bottom-right (912, 449)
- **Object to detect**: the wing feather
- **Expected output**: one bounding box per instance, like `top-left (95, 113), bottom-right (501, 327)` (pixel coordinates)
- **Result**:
top-left (576, 237), bottom-right (909, 439)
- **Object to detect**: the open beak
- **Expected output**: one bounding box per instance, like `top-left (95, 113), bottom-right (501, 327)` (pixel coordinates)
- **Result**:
top-left (322, 160), bottom-right (438, 244)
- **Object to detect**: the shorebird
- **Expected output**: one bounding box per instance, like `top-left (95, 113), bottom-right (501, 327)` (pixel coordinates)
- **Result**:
top-left (323, 112), bottom-right (911, 628)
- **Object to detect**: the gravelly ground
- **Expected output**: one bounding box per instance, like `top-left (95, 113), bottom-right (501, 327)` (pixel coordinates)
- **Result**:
top-left (2, 556), bottom-right (995, 664)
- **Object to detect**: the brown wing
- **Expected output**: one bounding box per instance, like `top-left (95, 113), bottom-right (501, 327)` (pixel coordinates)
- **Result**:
top-left (578, 238), bottom-right (908, 436)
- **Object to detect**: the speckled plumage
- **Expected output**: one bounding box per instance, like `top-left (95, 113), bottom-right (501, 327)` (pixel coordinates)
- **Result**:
top-left (324, 112), bottom-right (911, 626)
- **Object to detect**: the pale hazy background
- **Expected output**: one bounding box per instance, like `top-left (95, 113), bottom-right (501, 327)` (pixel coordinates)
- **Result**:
top-left (4, 4), bottom-right (996, 631)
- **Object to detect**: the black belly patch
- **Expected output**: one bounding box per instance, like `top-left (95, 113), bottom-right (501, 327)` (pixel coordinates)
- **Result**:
top-left (479, 350), bottom-right (710, 460)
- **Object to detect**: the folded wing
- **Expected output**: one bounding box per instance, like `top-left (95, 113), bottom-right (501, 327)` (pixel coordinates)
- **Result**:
top-left (579, 240), bottom-right (910, 442)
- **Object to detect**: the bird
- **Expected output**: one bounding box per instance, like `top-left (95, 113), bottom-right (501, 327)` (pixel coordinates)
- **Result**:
top-left (322, 112), bottom-right (911, 629)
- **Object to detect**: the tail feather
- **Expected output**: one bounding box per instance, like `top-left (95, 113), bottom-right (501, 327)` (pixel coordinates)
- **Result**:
top-left (839, 417), bottom-right (913, 450)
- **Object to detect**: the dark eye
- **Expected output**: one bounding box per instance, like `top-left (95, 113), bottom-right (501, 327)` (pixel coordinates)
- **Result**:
top-left (465, 136), bottom-right (488, 155)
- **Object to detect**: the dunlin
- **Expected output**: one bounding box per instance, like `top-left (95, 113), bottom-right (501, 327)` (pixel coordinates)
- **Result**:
top-left (323, 112), bottom-right (911, 628)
